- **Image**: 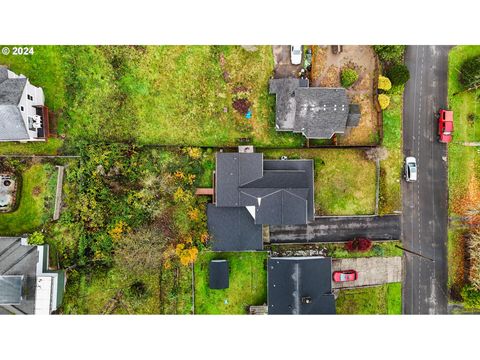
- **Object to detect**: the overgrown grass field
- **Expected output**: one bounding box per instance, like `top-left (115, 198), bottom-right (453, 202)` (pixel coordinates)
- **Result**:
top-left (0, 46), bottom-right (303, 153)
top-left (194, 251), bottom-right (268, 314)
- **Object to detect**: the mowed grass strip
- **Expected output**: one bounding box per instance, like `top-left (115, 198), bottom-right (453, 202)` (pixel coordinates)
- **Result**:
top-left (336, 282), bottom-right (402, 314)
top-left (0, 163), bottom-right (56, 235)
top-left (263, 149), bottom-right (377, 215)
top-left (194, 251), bottom-right (268, 314)
top-left (379, 93), bottom-right (402, 214)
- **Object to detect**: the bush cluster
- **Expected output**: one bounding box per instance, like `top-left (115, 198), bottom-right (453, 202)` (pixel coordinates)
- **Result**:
top-left (341, 68), bottom-right (359, 88)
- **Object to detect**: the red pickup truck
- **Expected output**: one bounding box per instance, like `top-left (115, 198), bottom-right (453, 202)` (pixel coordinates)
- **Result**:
top-left (437, 109), bottom-right (454, 143)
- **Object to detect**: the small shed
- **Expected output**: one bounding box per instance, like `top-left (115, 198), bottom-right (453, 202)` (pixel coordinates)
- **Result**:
top-left (209, 260), bottom-right (229, 290)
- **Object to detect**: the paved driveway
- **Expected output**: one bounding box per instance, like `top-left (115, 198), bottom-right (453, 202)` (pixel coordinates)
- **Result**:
top-left (269, 215), bottom-right (401, 243)
top-left (273, 45), bottom-right (302, 78)
top-left (332, 257), bottom-right (402, 289)
top-left (402, 45), bottom-right (450, 314)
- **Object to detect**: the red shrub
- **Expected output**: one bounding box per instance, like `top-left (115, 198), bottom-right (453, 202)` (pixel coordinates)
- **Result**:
top-left (345, 238), bottom-right (373, 252)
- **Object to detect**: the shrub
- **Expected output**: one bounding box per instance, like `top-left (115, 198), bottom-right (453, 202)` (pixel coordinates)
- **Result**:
top-left (378, 75), bottom-right (392, 91)
top-left (345, 238), bottom-right (373, 252)
top-left (386, 64), bottom-right (410, 86)
top-left (459, 55), bottom-right (480, 90)
top-left (28, 232), bottom-right (45, 245)
top-left (372, 45), bottom-right (405, 63)
top-left (378, 94), bottom-right (391, 109)
top-left (461, 285), bottom-right (480, 309)
top-left (341, 68), bottom-right (359, 88)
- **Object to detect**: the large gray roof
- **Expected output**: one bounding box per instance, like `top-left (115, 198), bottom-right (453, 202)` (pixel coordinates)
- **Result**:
top-left (0, 237), bottom-right (38, 314)
top-left (0, 105), bottom-right (29, 140)
top-left (215, 153), bottom-right (314, 225)
top-left (294, 87), bottom-right (349, 139)
top-left (0, 68), bottom-right (29, 141)
top-left (269, 78), bottom-right (361, 139)
top-left (267, 257), bottom-right (335, 314)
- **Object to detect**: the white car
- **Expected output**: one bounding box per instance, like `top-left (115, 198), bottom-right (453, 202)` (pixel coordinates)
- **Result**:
top-left (404, 157), bottom-right (417, 182)
top-left (290, 45), bottom-right (302, 65)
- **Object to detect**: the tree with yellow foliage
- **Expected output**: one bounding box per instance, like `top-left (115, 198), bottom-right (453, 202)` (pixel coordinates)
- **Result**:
top-left (378, 94), bottom-right (391, 110)
top-left (378, 75), bottom-right (392, 91)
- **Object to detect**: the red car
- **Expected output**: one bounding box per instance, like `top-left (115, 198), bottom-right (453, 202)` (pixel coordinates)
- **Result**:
top-left (332, 270), bottom-right (358, 282)
top-left (437, 109), bottom-right (454, 143)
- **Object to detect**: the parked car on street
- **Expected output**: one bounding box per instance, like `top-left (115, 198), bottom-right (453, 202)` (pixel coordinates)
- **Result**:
top-left (332, 270), bottom-right (358, 282)
top-left (290, 45), bottom-right (302, 65)
top-left (404, 156), bottom-right (417, 182)
top-left (437, 109), bottom-right (454, 143)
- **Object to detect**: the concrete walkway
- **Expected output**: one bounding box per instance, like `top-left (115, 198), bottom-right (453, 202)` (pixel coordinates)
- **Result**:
top-left (53, 166), bottom-right (64, 221)
top-left (332, 256), bottom-right (402, 289)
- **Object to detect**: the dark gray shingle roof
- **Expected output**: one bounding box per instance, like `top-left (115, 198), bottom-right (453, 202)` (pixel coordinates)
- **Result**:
top-left (215, 153), bottom-right (314, 225)
top-left (294, 87), bottom-right (349, 139)
top-left (346, 104), bottom-right (361, 127)
top-left (207, 205), bottom-right (263, 251)
top-left (209, 260), bottom-right (229, 289)
top-left (269, 79), bottom-right (361, 139)
top-left (267, 257), bottom-right (335, 315)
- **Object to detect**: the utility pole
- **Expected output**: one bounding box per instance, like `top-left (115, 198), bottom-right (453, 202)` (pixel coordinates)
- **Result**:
top-left (395, 245), bottom-right (435, 262)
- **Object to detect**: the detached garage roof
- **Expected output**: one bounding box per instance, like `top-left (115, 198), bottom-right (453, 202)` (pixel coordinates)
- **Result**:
top-left (268, 257), bottom-right (335, 315)
top-left (209, 260), bottom-right (229, 289)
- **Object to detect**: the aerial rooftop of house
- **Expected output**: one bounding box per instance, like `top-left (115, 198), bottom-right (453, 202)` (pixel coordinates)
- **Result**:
top-left (0, 67), bottom-right (49, 142)
top-left (269, 78), bottom-right (361, 139)
top-left (207, 149), bottom-right (315, 251)
top-left (267, 256), bottom-right (336, 314)
top-left (0, 237), bottom-right (65, 315)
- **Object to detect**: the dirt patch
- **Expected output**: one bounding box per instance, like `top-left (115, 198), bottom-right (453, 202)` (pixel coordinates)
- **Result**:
top-left (311, 45), bottom-right (380, 145)
top-left (32, 186), bottom-right (42, 196)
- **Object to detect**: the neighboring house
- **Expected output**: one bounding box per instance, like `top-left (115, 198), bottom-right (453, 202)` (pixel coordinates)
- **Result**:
top-left (0, 237), bottom-right (65, 315)
top-left (207, 147), bottom-right (314, 251)
top-left (0, 67), bottom-right (49, 142)
top-left (269, 78), bottom-right (361, 139)
top-left (267, 256), bottom-right (336, 314)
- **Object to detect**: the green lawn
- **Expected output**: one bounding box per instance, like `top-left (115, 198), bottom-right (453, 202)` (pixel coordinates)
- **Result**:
top-left (194, 251), bottom-right (268, 314)
top-left (0, 163), bottom-right (56, 235)
top-left (263, 149), bottom-right (377, 215)
top-left (1, 46), bottom-right (303, 151)
top-left (379, 94), bottom-right (402, 214)
top-left (325, 241), bottom-right (403, 258)
top-left (336, 283), bottom-right (402, 314)
top-left (0, 138), bottom-right (64, 155)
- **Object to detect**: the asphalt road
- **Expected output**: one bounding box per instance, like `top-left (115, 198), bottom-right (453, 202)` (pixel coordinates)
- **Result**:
top-left (269, 215), bottom-right (401, 243)
top-left (402, 45), bottom-right (450, 314)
